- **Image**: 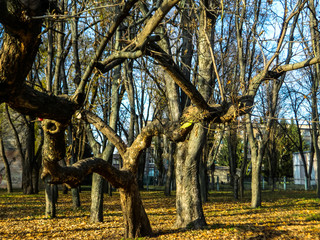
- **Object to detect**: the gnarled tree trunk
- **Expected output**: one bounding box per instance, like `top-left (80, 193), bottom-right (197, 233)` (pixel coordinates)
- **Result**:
top-left (120, 179), bottom-right (152, 238)
top-left (174, 123), bottom-right (207, 229)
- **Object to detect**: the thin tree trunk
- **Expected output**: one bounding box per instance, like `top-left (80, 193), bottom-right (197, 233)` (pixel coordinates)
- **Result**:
top-left (164, 136), bottom-right (174, 196)
top-left (33, 129), bottom-right (43, 194)
top-left (0, 137), bottom-right (12, 193)
top-left (137, 151), bottom-right (146, 189)
top-left (90, 27), bottom-right (122, 220)
top-left (199, 155), bottom-right (208, 203)
top-left (90, 173), bottom-right (104, 222)
top-left (240, 121), bottom-right (248, 199)
top-left (5, 105), bottom-right (34, 194)
top-left (227, 126), bottom-right (238, 199)
top-left (24, 116), bottom-right (35, 194)
top-left (309, 0), bottom-right (320, 198)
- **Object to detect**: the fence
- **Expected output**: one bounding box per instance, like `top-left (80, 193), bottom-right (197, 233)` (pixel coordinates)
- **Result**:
top-left (209, 177), bottom-right (317, 191)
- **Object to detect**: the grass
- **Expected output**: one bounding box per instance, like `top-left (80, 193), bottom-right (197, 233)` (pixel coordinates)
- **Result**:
top-left (1, 189), bottom-right (320, 239)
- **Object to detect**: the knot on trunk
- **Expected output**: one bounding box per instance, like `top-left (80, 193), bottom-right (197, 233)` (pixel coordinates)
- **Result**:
top-left (42, 120), bottom-right (65, 135)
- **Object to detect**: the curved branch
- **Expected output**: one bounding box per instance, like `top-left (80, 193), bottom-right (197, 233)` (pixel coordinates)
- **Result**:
top-left (147, 42), bottom-right (210, 111)
top-left (42, 157), bottom-right (133, 189)
top-left (6, 84), bottom-right (80, 122)
top-left (134, 0), bottom-right (180, 49)
top-left (79, 110), bottom-right (128, 157)
top-left (274, 57), bottom-right (320, 74)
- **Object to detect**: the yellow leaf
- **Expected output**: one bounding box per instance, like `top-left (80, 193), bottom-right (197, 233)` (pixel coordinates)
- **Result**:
top-left (181, 121), bottom-right (193, 129)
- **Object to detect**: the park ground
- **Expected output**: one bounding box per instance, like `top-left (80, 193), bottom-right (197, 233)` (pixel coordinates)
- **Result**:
top-left (1, 189), bottom-right (320, 239)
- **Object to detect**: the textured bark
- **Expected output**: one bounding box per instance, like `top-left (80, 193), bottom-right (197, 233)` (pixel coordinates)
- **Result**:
top-left (1, 0), bottom-right (317, 238)
top-left (174, 124), bottom-right (207, 229)
top-left (120, 180), bottom-right (152, 238)
top-left (247, 115), bottom-right (266, 208)
top-left (41, 118), bottom-right (155, 237)
top-left (251, 154), bottom-right (262, 208)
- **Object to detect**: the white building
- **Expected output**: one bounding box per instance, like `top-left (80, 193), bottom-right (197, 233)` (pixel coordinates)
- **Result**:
top-left (293, 152), bottom-right (318, 185)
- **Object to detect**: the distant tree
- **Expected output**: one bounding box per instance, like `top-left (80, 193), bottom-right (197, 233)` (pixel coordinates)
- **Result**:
top-left (0, 106), bottom-right (12, 193)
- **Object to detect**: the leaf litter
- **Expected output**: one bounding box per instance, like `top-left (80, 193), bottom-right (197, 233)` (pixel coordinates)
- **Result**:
top-left (0, 190), bottom-right (320, 239)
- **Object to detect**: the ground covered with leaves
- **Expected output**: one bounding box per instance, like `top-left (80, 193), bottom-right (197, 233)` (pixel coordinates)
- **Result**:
top-left (1, 188), bottom-right (320, 239)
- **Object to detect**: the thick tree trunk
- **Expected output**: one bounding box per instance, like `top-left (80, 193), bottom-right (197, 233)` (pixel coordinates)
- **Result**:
top-left (0, 137), bottom-right (13, 193)
top-left (120, 180), bottom-right (152, 238)
top-left (174, 123), bottom-right (206, 229)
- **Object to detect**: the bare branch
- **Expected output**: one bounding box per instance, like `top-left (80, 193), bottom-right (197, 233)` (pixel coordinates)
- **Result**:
top-left (79, 111), bottom-right (128, 158)
top-left (73, 0), bottom-right (139, 97)
top-left (147, 42), bottom-right (210, 111)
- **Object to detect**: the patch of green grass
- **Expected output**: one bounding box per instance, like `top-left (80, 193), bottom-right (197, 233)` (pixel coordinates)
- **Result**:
top-left (306, 214), bottom-right (320, 221)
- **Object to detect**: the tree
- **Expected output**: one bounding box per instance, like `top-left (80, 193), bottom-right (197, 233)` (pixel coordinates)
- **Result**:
top-left (2, 0), bottom-right (320, 237)
top-left (308, 0), bottom-right (320, 197)
top-left (0, 108), bottom-right (12, 193)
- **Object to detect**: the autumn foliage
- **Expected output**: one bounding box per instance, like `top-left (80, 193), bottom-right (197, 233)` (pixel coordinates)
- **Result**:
top-left (1, 190), bottom-right (320, 239)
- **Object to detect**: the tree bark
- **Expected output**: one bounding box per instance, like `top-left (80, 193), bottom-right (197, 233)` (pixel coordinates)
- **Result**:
top-left (174, 123), bottom-right (207, 229)
top-left (44, 175), bottom-right (58, 218)
top-left (90, 173), bottom-right (104, 222)
top-left (247, 115), bottom-right (266, 208)
top-left (120, 180), bottom-right (152, 238)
